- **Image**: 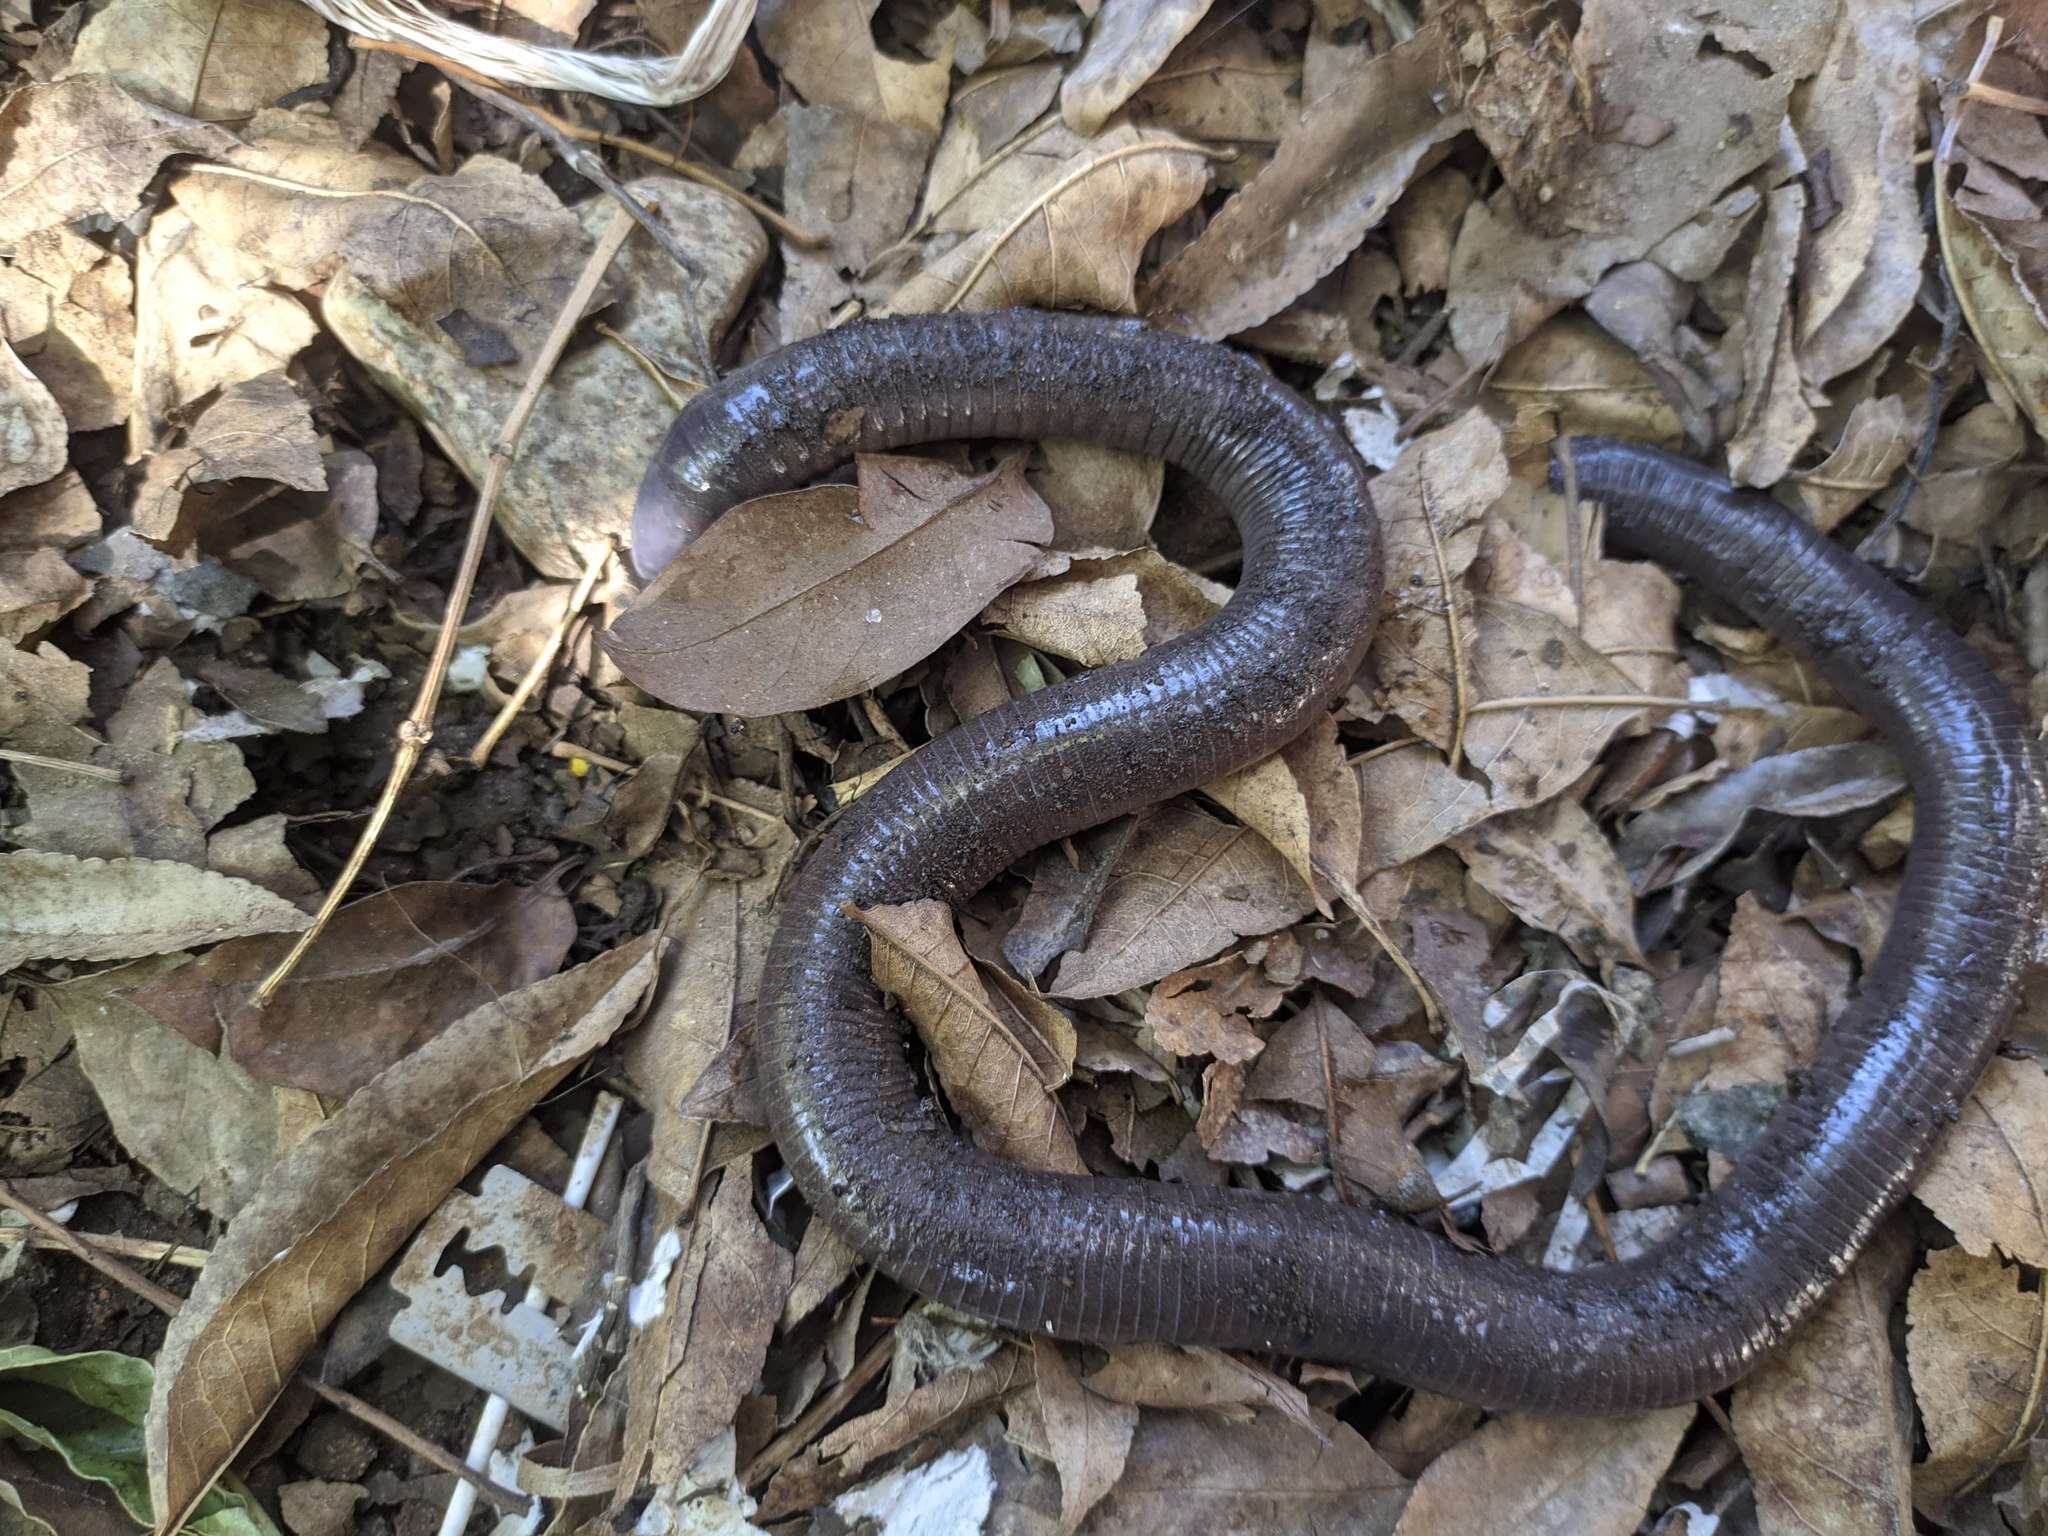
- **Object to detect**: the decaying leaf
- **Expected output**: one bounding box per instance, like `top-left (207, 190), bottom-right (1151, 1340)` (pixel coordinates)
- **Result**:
top-left (1909, 1245), bottom-right (2048, 1515)
top-left (1732, 1235), bottom-right (1914, 1536)
top-left (1059, 0), bottom-right (1214, 137)
top-left (0, 340), bottom-right (66, 501)
top-left (607, 455), bottom-right (1052, 715)
top-left (130, 371), bottom-right (324, 542)
top-left (143, 934), bottom-right (660, 1532)
top-left (1034, 1337), bottom-right (1138, 1533)
top-left (0, 850), bottom-right (308, 971)
top-left (67, 0), bottom-right (327, 121)
top-left (1048, 799), bottom-right (1312, 998)
top-left (1392, 1405), bottom-right (1694, 1535)
top-left (124, 880), bottom-right (578, 1096)
top-left (861, 897), bottom-right (1085, 1174)
top-left (1449, 796), bottom-right (1644, 970)
top-left (1916, 1056), bottom-right (2048, 1269)
top-left (1144, 24), bottom-right (1462, 339)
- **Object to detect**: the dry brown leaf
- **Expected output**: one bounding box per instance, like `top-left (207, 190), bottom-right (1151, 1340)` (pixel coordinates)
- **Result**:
top-left (10, 657), bottom-right (253, 865)
top-left (1908, 1245), bottom-right (2048, 1514)
top-left (861, 897), bottom-right (1085, 1174)
top-left (1618, 741), bottom-right (1906, 892)
top-left (1143, 26), bottom-right (1459, 341)
top-left (1084, 1343), bottom-right (1317, 1432)
top-left (1143, 954), bottom-right (1283, 1066)
top-left (1916, 1056), bottom-right (2048, 1269)
top-left (1793, 394), bottom-right (1913, 533)
top-left (756, 0), bottom-right (951, 141)
top-left (143, 934), bottom-right (661, 1532)
top-left (1089, 1406), bottom-right (1408, 1534)
top-left (125, 880), bottom-right (578, 1097)
top-left (1047, 799), bottom-right (1312, 998)
top-left (55, 955), bottom-right (282, 1219)
top-left (761, 1347), bottom-right (1034, 1518)
top-left (1940, 165), bottom-right (2048, 439)
top-left (1495, 311), bottom-right (1692, 449)
top-left (1391, 1405), bottom-right (1693, 1535)
top-left (1034, 1337), bottom-right (1138, 1534)
top-left (1448, 0), bottom-right (1832, 362)
top-left (1449, 796), bottom-right (1645, 970)
top-left (1059, 0), bottom-right (1215, 137)
top-left (0, 78), bottom-right (234, 246)
top-left (0, 468), bottom-right (99, 553)
top-left (1002, 815), bottom-right (1145, 984)
top-left (1029, 438), bottom-right (1162, 554)
top-left (1726, 183), bottom-right (1817, 487)
top-left (68, 0), bottom-right (326, 121)
top-left (1732, 1236), bottom-right (1914, 1536)
top-left (984, 546), bottom-right (1227, 668)
top-left (1791, 0), bottom-right (1924, 386)
top-left (133, 206), bottom-right (319, 443)
top-left (131, 371), bottom-right (324, 542)
top-left (0, 850), bottom-right (308, 971)
top-left (0, 224), bottom-right (135, 433)
top-left (1693, 893), bottom-right (1848, 1100)
top-left (786, 101), bottom-right (930, 272)
top-left (889, 123), bottom-right (1209, 315)
top-left (645, 1166), bottom-right (795, 1482)
top-left (1133, 16), bottom-right (1301, 146)
top-left (1206, 712), bottom-right (1361, 912)
top-left (0, 545), bottom-right (87, 641)
top-left (0, 338), bottom-right (66, 500)
top-left (607, 455), bottom-right (1051, 715)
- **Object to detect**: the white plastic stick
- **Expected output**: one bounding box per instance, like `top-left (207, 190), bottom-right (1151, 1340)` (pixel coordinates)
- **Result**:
top-left (437, 1091), bottom-right (624, 1536)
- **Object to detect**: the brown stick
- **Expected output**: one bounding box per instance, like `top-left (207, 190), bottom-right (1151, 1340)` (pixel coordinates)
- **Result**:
top-left (254, 207), bottom-right (638, 1005)
top-left (742, 1330), bottom-right (894, 1490)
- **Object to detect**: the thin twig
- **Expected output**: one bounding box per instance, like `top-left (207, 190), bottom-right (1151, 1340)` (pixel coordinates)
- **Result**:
top-left (743, 1331), bottom-right (895, 1489)
top-left (350, 37), bottom-right (824, 248)
top-left (551, 739), bottom-right (636, 774)
top-left (0, 1225), bottom-right (208, 1268)
top-left (469, 540), bottom-right (613, 765)
top-left (255, 207), bottom-right (638, 1005)
top-left (0, 1179), bottom-right (185, 1314)
top-left (0, 748), bottom-right (125, 782)
top-left (1419, 484), bottom-right (1470, 774)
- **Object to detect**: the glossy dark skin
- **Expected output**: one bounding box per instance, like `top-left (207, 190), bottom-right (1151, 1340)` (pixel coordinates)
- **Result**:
top-left (616, 310), bottom-right (2048, 1411)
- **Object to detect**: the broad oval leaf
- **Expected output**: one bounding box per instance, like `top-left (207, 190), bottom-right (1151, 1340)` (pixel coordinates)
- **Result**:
top-left (0, 851), bottom-right (309, 972)
top-left (606, 454), bottom-right (1051, 715)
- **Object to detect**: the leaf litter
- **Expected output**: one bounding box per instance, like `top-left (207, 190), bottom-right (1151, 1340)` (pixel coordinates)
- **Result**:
top-left (2, 2), bottom-right (2047, 1533)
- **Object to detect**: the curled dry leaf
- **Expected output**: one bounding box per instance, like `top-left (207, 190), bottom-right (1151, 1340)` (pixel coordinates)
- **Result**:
top-left (860, 897), bottom-right (1085, 1175)
top-left (1672, 894), bottom-right (1847, 1111)
top-left (142, 934), bottom-right (660, 1531)
top-left (1144, 954), bottom-right (1284, 1066)
top-left (1915, 1056), bottom-right (2048, 1269)
top-left (1088, 1406), bottom-right (1408, 1535)
top-left (0, 78), bottom-right (235, 246)
top-left (131, 371), bottom-right (325, 542)
top-left (1792, 394), bottom-right (1913, 534)
top-left (755, 0), bottom-right (951, 141)
top-left (124, 880), bottom-right (578, 1097)
top-left (0, 850), bottom-right (308, 971)
top-left (888, 124), bottom-right (1209, 315)
top-left (607, 455), bottom-right (1052, 715)
top-left (1908, 1245), bottom-right (2048, 1514)
top-left (1731, 1235), bottom-right (1914, 1536)
top-left (0, 226), bottom-right (132, 434)
top-left (1205, 712), bottom-right (1362, 911)
top-left (1085, 1342), bottom-right (1317, 1433)
top-left (1726, 183), bottom-right (1817, 488)
top-left (1143, 24), bottom-right (1463, 339)
top-left (1059, 0), bottom-right (1215, 137)
top-left (1618, 740), bottom-right (1906, 893)
top-left (1940, 162), bottom-right (2048, 440)
top-left (1034, 1337), bottom-right (1139, 1534)
top-left (1390, 1405), bottom-right (1694, 1536)
top-left (1047, 799), bottom-right (1313, 998)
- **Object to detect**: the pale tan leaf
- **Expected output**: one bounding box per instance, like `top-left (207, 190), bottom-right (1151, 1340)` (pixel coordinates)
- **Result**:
top-left (1206, 713), bottom-right (1360, 911)
top-left (1084, 1343), bottom-right (1317, 1434)
top-left (1916, 1056), bottom-right (2048, 1268)
top-left (68, 0), bottom-right (327, 121)
top-left (143, 935), bottom-right (661, 1531)
top-left (1059, 0), bottom-right (1216, 137)
top-left (888, 124), bottom-right (1209, 316)
top-left (1090, 1407), bottom-right (1407, 1534)
top-left (1034, 1337), bottom-right (1138, 1534)
top-left (1940, 173), bottom-right (2048, 438)
top-left (0, 339), bottom-right (65, 500)
top-left (1143, 25), bottom-right (1463, 339)
top-left (0, 851), bottom-right (309, 971)
top-left (861, 898), bottom-right (1085, 1175)
top-left (131, 371), bottom-right (325, 542)
top-left (1048, 800), bottom-right (1312, 998)
top-left (1450, 797), bottom-right (1645, 970)
top-left (755, 0), bottom-right (951, 140)
top-left (1792, 394), bottom-right (1914, 534)
top-left (1908, 1245), bottom-right (2048, 1513)
top-left (1391, 1405), bottom-right (1693, 1535)
top-left (1732, 1239), bottom-right (1913, 1536)
top-left (608, 456), bottom-right (1052, 715)
top-left (0, 79), bottom-right (234, 246)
